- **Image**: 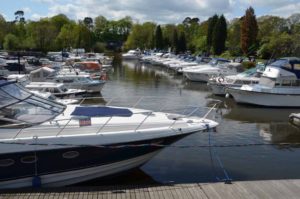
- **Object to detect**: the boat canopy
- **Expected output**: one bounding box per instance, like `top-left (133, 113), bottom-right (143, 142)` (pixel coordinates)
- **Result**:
top-left (71, 106), bottom-right (133, 117)
top-left (269, 57), bottom-right (300, 78)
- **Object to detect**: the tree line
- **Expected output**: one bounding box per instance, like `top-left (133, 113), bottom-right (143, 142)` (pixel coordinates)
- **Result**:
top-left (0, 7), bottom-right (300, 59)
top-left (0, 12), bottom-right (132, 53)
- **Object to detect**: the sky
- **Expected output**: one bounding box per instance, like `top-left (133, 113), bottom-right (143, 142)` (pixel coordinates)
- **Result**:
top-left (0, 0), bottom-right (300, 24)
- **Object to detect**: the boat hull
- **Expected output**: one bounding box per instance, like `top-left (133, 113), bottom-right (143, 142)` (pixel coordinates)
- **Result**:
top-left (0, 133), bottom-right (192, 189)
top-left (228, 88), bottom-right (300, 107)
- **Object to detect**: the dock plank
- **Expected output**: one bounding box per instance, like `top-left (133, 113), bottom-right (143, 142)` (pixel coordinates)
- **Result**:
top-left (2, 179), bottom-right (300, 199)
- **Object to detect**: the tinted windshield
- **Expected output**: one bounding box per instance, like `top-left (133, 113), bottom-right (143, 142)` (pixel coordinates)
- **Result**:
top-left (0, 82), bottom-right (65, 127)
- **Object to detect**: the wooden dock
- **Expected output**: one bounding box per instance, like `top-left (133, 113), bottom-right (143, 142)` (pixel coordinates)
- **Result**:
top-left (1, 179), bottom-right (300, 199)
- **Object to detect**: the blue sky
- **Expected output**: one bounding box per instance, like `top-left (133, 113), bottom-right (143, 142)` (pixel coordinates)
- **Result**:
top-left (0, 0), bottom-right (299, 23)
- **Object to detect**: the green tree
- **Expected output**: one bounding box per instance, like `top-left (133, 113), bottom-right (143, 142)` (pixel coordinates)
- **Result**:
top-left (172, 28), bottom-right (179, 53)
top-left (124, 22), bottom-right (156, 50)
top-left (207, 14), bottom-right (218, 52)
top-left (227, 18), bottom-right (242, 56)
top-left (241, 7), bottom-right (258, 55)
top-left (212, 15), bottom-right (227, 55)
top-left (155, 25), bottom-right (164, 50)
top-left (56, 23), bottom-right (77, 50)
top-left (3, 33), bottom-right (19, 50)
top-left (178, 31), bottom-right (187, 53)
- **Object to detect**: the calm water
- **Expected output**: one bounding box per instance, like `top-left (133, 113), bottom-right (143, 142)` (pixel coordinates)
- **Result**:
top-left (82, 55), bottom-right (300, 185)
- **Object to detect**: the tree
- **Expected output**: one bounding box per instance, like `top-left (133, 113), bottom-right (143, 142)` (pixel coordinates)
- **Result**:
top-left (212, 15), bottom-right (227, 55)
top-left (207, 15), bottom-right (219, 52)
top-left (178, 31), bottom-right (187, 53)
top-left (83, 17), bottom-right (93, 30)
top-left (3, 33), bottom-right (19, 50)
top-left (14, 10), bottom-right (25, 22)
top-left (56, 23), bottom-right (77, 50)
top-left (241, 7), bottom-right (258, 55)
top-left (124, 22), bottom-right (156, 50)
top-left (172, 28), bottom-right (179, 53)
top-left (227, 18), bottom-right (242, 56)
top-left (155, 25), bottom-right (164, 50)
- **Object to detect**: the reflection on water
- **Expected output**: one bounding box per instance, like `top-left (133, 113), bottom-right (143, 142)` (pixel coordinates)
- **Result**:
top-left (258, 122), bottom-right (300, 143)
top-left (86, 55), bottom-right (300, 185)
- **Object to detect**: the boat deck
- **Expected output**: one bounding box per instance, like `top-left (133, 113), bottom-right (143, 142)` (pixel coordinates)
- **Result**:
top-left (1, 179), bottom-right (300, 198)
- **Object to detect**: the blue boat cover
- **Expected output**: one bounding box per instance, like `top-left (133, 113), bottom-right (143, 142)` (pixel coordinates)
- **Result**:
top-left (71, 106), bottom-right (133, 117)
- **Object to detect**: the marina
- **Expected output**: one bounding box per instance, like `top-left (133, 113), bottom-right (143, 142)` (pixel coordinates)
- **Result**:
top-left (0, 2), bottom-right (300, 196)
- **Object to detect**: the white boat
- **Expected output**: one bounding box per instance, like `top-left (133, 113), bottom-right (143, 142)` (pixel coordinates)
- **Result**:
top-left (122, 50), bottom-right (141, 60)
top-left (183, 58), bottom-right (234, 82)
top-left (0, 80), bottom-right (218, 188)
top-left (29, 90), bottom-right (79, 105)
top-left (208, 67), bottom-right (263, 96)
top-left (25, 82), bottom-right (87, 98)
top-left (52, 74), bottom-right (106, 93)
top-left (227, 57), bottom-right (300, 107)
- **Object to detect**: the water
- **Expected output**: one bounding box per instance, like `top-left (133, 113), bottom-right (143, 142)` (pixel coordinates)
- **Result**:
top-left (83, 56), bottom-right (300, 185)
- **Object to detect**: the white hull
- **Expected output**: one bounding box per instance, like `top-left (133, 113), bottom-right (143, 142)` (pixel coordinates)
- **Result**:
top-left (0, 151), bottom-right (159, 189)
top-left (228, 88), bottom-right (300, 107)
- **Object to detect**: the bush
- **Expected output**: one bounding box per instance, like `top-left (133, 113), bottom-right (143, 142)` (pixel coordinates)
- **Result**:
top-left (242, 61), bottom-right (256, 69)
top-left (93, 42), bottom-right (106, 53)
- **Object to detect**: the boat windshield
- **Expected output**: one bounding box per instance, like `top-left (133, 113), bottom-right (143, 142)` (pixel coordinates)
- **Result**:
top-left (0, 81), bottom-right (65, 127)
top-left (237, 68), bottom-right (257, 77)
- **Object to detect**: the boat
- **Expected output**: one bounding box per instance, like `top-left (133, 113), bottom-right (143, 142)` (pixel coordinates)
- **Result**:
top-left (183, 58), bottom-right (236, 82)
top-left (208, 66), bottom-right (263, 96)
top-left (52, 74), bottom-right (106, 93)
top-left (25, 82), bottom-right (87, 98)
top-left (122, 49), bottom-right (141, 60)
top-left (227, 57), bottom-right (300, 107)
top-left (29, 90), bottom-right (79, 105)
top-left (0, 80), bottom-right (218, 188)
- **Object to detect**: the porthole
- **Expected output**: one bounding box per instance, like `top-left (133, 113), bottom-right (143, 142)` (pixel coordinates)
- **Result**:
top-left (21, 156), bottom-right (38, 164)
top-left (0, 159), bottom-right (15, 167)
top-left (62, 151), bottom-right (79, 159)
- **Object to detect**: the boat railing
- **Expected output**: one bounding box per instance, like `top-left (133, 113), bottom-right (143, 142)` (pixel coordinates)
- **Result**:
top-left (275, 79), bottom-right (300, 87)
top-left (6, 96), bottom-right (220, 139)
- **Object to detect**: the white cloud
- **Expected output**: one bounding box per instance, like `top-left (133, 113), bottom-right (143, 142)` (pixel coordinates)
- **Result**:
top-left (45, 0), bottom-right (234, 23)
top-left (270, 2), bottom-right (300, 17)
top-left (24, 0), bottom-right (300, 23)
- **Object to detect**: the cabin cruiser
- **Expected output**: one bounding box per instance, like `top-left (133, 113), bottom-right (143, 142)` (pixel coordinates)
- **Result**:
top-left (0, 80), bottom-right (218, 188)
top-left (208, 66), bottom-right (263, 96)
top-left (25, 82), bottom-right (87, 98)
top-left (227, 57), bottom-right (300, 107)
top-left (29, 90), bottom-right (79, 105)
top-left (52, 74), bottom-right (106, 93)
top-left (183, 58), bottom-right (235, 82)
top-left (122, 49), bottom-right (141, 59)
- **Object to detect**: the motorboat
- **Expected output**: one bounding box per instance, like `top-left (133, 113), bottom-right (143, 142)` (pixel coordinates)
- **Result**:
top-left (183, 58), bottom-right (236, 82)
top-left (0, 80), bottom-right (218, 188)
top-left (227, 57), bottom-right (300, 107)
top-left (122, 49), bottom-right (141, 60)
top-left (25, 82), bottom-right (87, 98)
top-left (29, 90), bottom-right (79, 105)
top-left (52, 74), bottom-right (106, 93)
top-left (208, 66), bottom-right (263, 96)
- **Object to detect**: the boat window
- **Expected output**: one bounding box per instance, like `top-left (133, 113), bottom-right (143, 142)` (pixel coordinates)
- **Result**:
top-left (269, 59), bottom-right (290, 68)
top-left (62, 151), bottom-right (80, 159)
top-left (61, 86), bottom-right (68, 92)
top-left (0, 159), bottom-right (15, 167)
top-left (21, 156), bottom-right (37, 164)
top-left (294, 64), bottom-right (300, 70)
top-left (63, 79), bottom-right (74, 83)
